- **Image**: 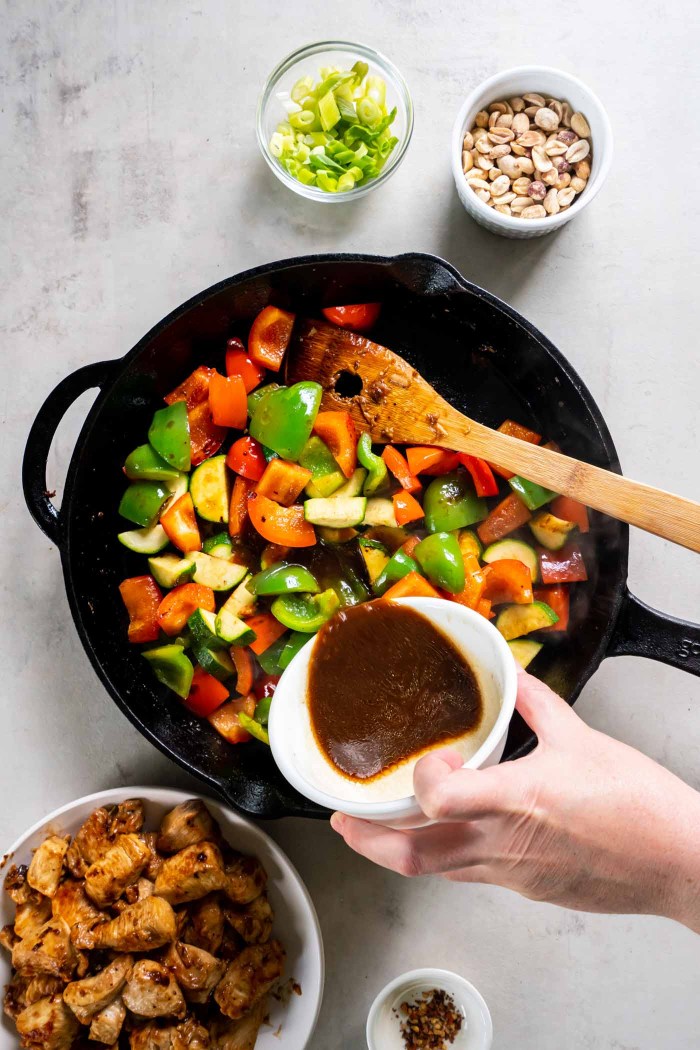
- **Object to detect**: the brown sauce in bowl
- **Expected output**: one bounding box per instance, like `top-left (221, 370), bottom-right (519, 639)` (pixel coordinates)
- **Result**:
top-left (307, 601), bottom-right (483, 782)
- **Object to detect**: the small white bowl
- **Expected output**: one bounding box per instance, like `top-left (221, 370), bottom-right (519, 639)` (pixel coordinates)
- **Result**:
top-left (268, 597), bottom-right (517, 829)
top-left (452, 65), bottom-right (613, 238)
top-left (0, 788), bottom-right (324, 1050)
top-left (367, 968), bottom-right (493, 1050)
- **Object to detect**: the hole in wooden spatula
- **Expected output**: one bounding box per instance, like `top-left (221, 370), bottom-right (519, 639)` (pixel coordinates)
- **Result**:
top-left (333, 370), bottom-right (363, 398)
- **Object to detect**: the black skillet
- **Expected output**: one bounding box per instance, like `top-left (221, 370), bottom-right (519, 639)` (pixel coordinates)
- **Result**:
top-left (22, 253), bottom-right (700, 819)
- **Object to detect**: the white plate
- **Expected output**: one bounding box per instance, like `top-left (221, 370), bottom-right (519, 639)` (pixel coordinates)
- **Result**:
top-left (0, 787), bottom-right (324, 1049)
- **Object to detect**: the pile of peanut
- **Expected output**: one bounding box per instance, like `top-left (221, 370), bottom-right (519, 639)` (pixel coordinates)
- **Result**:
top-left (462, 93), bottom-right (592, 219)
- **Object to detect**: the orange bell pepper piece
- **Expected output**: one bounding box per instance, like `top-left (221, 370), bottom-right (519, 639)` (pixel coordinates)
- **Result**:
top-left (248, 491), bottom-right (316, 547)
top-left (483, 559), bottom-right (533, 605)
top-left (208, 371), bottom-right (247, 429)
top-left (248, 306), bottom-right (295, 372)
top-left (228, 474), bottom-right (255, 537)
top-left (405, 447), bottom-right (460, 476)
top-left (165, 365), bottom-right (226, 465)
top-left (381, 446), bottom-right (421, 493)
top-left (450, 553), bottom-right (487, 609)
top-left (245, 612), bottom-right (288, 655)
top-left (476, 598), bottom-right (494, 619)
top-left (393, 490), bottom-right (424, 526)
top-left (256, 459), bottom-right (312, 506)
top-left (312, 411), bottom-right (358, 478)
top-left (534, 584), bottom-right (570, 632)
top-left (208, 695), bottom-right (256, 744)
top-left (156, 583), bottom-right (215, 636)
top-left (225, 336), bottom-right (266, 392)
top-left (381, 571), bottom-right (440, 601)
top-left (477, 493), bottom-right (532, 547)
top-left (489, 420), bottom-right (542, 480)
top-left (160, 493), bottom-right (201, 553)
top-left (119, 575), bottom-right (163, 643)
top-left (399, 534), bottom-right (421, 558)
top-left (231, 646), bottom-right (255, 695)
top-left (550, 495), bottom-right (590, 533)
top-left (183, 668), bottom-right (229, 717)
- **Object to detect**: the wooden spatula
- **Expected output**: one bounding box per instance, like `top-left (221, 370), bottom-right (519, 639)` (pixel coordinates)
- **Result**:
top-left (286, 319), bottom-right (700, 553)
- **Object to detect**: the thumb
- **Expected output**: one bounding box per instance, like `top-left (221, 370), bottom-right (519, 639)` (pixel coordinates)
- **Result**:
top-left (413, 747), bottom-right (519, 822)
top-left (514, 666), bottom-right (578, 743)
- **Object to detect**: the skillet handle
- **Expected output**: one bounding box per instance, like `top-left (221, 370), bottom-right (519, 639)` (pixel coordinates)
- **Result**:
top-left (22, 361), bottom-right (118, 549)
top-left (607, 589), bottom-right (700, 677)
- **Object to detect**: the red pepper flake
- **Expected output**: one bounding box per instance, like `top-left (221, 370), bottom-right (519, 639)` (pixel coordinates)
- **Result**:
top-left (393, 988), bottom-right (463, 1049)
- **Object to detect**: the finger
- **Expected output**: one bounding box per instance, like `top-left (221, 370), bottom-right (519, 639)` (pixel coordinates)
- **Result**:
top-left (514, 665), bottom-right (578, 743)
top-left (331, 813), bottom-right (484, 877)
top-left (413, 752), bottom-right (521, 822)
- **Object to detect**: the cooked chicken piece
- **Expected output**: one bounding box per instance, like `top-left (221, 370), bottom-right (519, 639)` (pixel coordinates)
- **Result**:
top-left (162, 940), bottom-right (225, 1003)
top-left (174, 1017), bottom-right (211, 1050)
top-left (125, 876), bottom-right (155, 905)
top-left (109, 799), bottom-right (146, 837)
top-left (63, 953), bottom-right (133, 1023)
top-left (12, 917), bottom-right (78, 981)
top-left (16, 995), bottom-right (79, 1050)
top-left (211, 1000), bottom-right (267, 1050)
top-left (224, 894), bottom-right (273, 945)
top-left (156, 801), bottom-right (220, 855)
top-left (72, 896), bottom-right (177, 953)
top-left (66, 807), bottom-right (114, 878)
top-left (0, 924), bottom-right (18, 952)
top-left (26, 975), bottom-right (64, 1003)
top-left (4, 970), bottom-right (64, 1020)
top-left (26, 836), bottom-right (69, 899)
top-left (51, 877), bottom-right (105, 931)
top-left (142, 833), bottom-right (164, 880)
top-left (214, 941), bottom-right (284, 1020)
top-left (89, 994), bottom-right (126, 1043)
top-left (182, 894), bottom-right (224, 955)
top-left (222, 854), bottom-right (266, 906)
top-left (5, 864), bottom-right (32, 905)
top-left (84, 834), bottom-right (151, 907)
top-left (15, 892), bottom-right (53, 941)
top-left (154, 843), bottom-right (227, 905)
top-left (122, 959), bottom-right (186, 1019)
top-left (128, 1018), bottom-right (210, 1050)
top-left (4, 972), bottom-right (29, 1020)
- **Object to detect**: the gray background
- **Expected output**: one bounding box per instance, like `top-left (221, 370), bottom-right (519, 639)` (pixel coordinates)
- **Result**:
top-left (2, 1), bottom-right (699, 1047)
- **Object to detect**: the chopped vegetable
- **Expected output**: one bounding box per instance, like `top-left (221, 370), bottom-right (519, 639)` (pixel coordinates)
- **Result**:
top-left (458, 454), bottom-right (499, 497)
top-left (496, 600), bottom-right (558, 640)
top-left (118, 523), bottom-right (170, 555)
top-left (225, 337), bottom-right (265, 392)
top-left (124, 444), bottom-right (182, 482)
top-left (321, 303), bottom-right (381, 330)
top-left (119, 481), bottom-right (171, 528)
top-left (357, 432), bottom-right (389, 494)
top-left (393, 490), bottom-right (424, 526)
top-left (406, 446), bottom-right (460, 476)
top-left (248, 491), bottom-right (317, 547)
top-left (231, 646), bottom-right (255, 694)
top-left (414, 532), bottom-right (465, 594)
top-left (529, 510), bottom-right (576, 550)
top-left (450, 552), bottom-right (488, 610)
top-left (226, 436), bottom-right (267, 481)
top-left (509, 475), bottom-right (558, 511)
top-left (271, 589), bottom-right (340, 632)
top-left (312, 411), bottom-right (358, 478)
top-left (190, 455), bottom-right (230, 524)
top-left (534, 584), bottom-right (570, 632)
top-left (160, 492), bottom-right (201, 553)
top-left (482, 538), bottom-right (538, 581)
top-left (539, 542), bottom-right (588, 584)
top-left (304, 495), bottom-right (367, 528)
top-left (148, 553), bottom-right (196, 588)
top-left (148, 401), bottom-right (191, 472)
top-left (248, 306), bottom-right (295, 371)
top-left (143, 644), bottom-right (194, 699)
top-left (489, 419), bottom-right (542, 480)
top-left (183, 667), bottom-right (229, 716)
top-left (300, 435), bottom-right (345, 497)
top-left (477, 492), bottom-right (532, 546)
top-left (381, 571), bottom-right (440, 601)
top-left (245, 611), bottom-right (288, 655)
top-left (208, 372), bottom-right (247, 429)
top-left (188, 551), bottom-right (247, 591)
top-left (483, 559), bottom-right (534, 605)
top-left (373, 548), bottom-right (423, 596)
top-left (508, 638), bottom-right (543, 668)
top-left (250, 382), bottom-right (322, 460)
top-left (424, 472), bottom-right (486, 533)
top-left (156, 583), bottom-right (215, 637)
top-left (164, 366), bottom-right (225, 466)
top-left (202, 532), bottom-right (233, 558)
top-left (208, 696), bottom-right (256, 744)
top-left (119, 576), bottom-right (163, 643)
top-left (250, 563), bottom-right (320, 596)
top-left (256, 458), bottom-right (312, 506)
top-left (382, 445), bottom-right (421, 493)
top-left (228, 474), bottom-right (255, 536)
top-left (279, 631), bottom-right (311, 669)
top-left (550, 495), bottom-right (590, 533)
top-left (237, 712), bottom-right (270, 745)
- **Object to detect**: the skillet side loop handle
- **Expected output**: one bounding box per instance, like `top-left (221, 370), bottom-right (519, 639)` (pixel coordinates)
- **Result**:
top-left (22, 360), bottom-right (118, 549)
top-left (607, 589), bottom-right (700, 677)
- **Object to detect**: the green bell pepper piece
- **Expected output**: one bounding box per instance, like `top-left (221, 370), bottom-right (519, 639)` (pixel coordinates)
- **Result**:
top-left (249, 382), bottom-right (322, 461)
top-left (423, 472), bottom-right (487, 533)
top-left (124, 444), bottom-right (182, 481)
top-left (143, 644), bottom-right (194, 699)
top-left (357, 432), bottom-right (388, 495)
top-left (238, 712), bottom-right (270, 745)
top-left (254, 694), bottom-right (273, 725)
top-left (271, 588), bottom-right (340, 633)
top-left (373, 548), bottom-right (423, 596)
top-left (508, 476), bottom-right (558, 511)
top-left (250, 563), bottom-right (321, 596)
top-left (148, 401), bottom-right (191, 472)
top-left (299, 436), bottom-right (344, 497)
top-left (414, 532), bottom-right (465, 594)
top-left (257, 633), bottom-right (289, 675)
top-left (247, 383), bottom-right (281, 418)
top-left (278, 630), bottom-right (312, 670)
top-left (119, 481), bottom-right (171, 527)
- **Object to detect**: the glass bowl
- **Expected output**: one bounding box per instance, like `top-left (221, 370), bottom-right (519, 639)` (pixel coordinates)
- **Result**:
top-left (256, 40), bottom-right (413, 203)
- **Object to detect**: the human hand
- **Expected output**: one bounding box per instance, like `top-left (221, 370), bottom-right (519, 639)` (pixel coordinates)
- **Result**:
top-left (331, 668), bottom-right (700, 931)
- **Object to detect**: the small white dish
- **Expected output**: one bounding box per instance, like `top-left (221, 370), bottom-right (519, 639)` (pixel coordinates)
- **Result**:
top-left (0, 787), bottom-right (324, 1050)
top-left (452, 65), bottom-right (613, 238)
top-left (367, 967), bottom-right (493, 1050)
top-left (269, 597), bottom-right (517, 829)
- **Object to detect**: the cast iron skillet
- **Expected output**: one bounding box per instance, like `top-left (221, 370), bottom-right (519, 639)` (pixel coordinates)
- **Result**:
top-left (23, 253), bottom-right (700, 819)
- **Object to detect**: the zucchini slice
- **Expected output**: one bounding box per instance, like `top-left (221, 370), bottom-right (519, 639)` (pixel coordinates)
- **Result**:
top-left (483, 538), bottom-right (539, 580)
top-left (508, 638), bottom-right (544, 669)
top-left (188, 552), bottom-right (248, 591)
top-left (193, 644), bottom-right (235, 681)
top-left (148, 553), bottom-right (196, 588)
top-left (202, 532), bottom-right (233, 559)
top-left (215, 608), bottom-right (257, 647)
top-left (190, 455), bottom-right (230, 524)
top-left (362, 497), bottom-right (398, 528)
top-left (529, 511), bottom-right (576, 551)
top-left (304, 496), bottom-right (367, 528)
top-left (496, 601), bottom-right (558, 640)
top-left (188, 608), bottom-right (229, 650)
top-left (219, 575), bottom-right (257, 619)
top-left (359, 543), bottom-right (390, 584)
top-left (118, 524), bottom-right (170, 555)
top-left (331, 468), bottom-right (367, 499)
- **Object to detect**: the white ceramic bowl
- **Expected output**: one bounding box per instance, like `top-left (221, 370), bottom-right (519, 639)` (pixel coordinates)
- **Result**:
top-left (269, 597), bottom-right (517, 829)
top-left (452, 65), bottom-right (613, 238)
top-left (0, 787), bottom-right (324, 1050)
top-left (367, 967), bottom-right (493, 1050)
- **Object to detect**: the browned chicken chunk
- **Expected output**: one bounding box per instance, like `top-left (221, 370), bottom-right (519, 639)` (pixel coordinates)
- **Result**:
top-left (72, 896), bottom-right (177, 952)
top-left (4, 972), bottom-right (29, 1020)
top-left (65, 808), bottom-right (114, 878)
top-left (0, 925), bottom-right (18, 952)
top-left (154, 842), bottom-right (227, 905)
top-left (26, 836), bottom-right (69, 899)
top-left (128, 1017), bottom-right (210, 1050)
top-left (222, 854), bottom-right (266, 906)
top-left (141, 833), bottom-right (164, 881)
top-left (89, 994), bottom-right (126, 1043)
top-left (122, 959), bottom-right (186, 1019)
top-left (214, 940), bottom-right (284, 1020)
top-left (15, 995), bottom-right (79, 1050)
top-left (51, 878), bottom-right (104, 932)
top-left (156, 801), bottom-right (220, 855)
top-left (4, 864), bottom-right (32, 905)
top-left (182, 894), bottom-right (224, 955)
top-left (84, 834), bottom-right (151, 907)
top-left (162, 940), bottom-right (225, 1003)
top-left (12, 917), bottom-right (78, 981)
top-left (211, 1000), bottom-right (267, 1050)
top-left (14, 892), bottom-right (53, 942)
top-left (224, 894), bottom-right (273, 945)
top-left (63, 953), bottom-right (133, 1023)
top-left (109, 799), bottom-right (146, 837)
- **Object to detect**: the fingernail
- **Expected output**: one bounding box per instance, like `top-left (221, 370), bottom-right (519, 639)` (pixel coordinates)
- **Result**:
top-left (330, 812), bottom-right (344, 833)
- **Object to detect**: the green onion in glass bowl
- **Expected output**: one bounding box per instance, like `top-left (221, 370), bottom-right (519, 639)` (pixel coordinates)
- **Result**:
top-left (257, 41), bottom-right (413, 201)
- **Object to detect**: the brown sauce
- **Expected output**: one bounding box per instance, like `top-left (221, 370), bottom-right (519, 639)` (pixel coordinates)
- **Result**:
top-left (308, 601), bottom-right (483, 782)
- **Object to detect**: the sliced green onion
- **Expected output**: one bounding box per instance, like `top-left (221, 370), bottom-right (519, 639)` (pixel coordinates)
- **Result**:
top-left (290, 109), bottom-right (317, 130)
top-left (337, 172), bottom-right (355, 192)
top-left (357, 97), bottom-right (381, 126)
top-left (291, 75), bottom-right (314, 103)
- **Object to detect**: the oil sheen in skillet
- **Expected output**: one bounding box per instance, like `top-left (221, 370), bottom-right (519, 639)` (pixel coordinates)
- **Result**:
top-left (307, 601), bottom-right (483, 782)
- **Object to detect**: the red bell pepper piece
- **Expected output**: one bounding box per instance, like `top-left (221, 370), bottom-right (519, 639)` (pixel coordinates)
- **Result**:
top-left (539, 542), bottom-right (588, 584)
top-left (458, 454), bottom-right (499, 497)
top-left (477, 493), bottom-right (532, 546)
top-left (208, 695), bottom-right (256, 744)
top-left (393, 490), bottom-right (424, 526)
top-left (550, 495), bottom-right (590, 533)
top-left (208, 372), bottom-right (247, 429)
top-left (165, 365), bottom-right (226, 465)
top-left (490, 419), bottom-right (542, 480)
top-left (256, 459), bottom-right (312, 506)
top-left (253, 674), bottom-right (280, 701)
top-left (312, 411), bottom-right (358, 479)
top-left (450, 553), bottom-right (487, 610)
top-left (248, 491), bottom-right (316, 547)
top-left (534, 585), bottom-right (570, 632)
top-left (483, 559), bottom-right (533, 605)
top-left (226, 436), bottom-right (267, 481)
top-left (381, 571), bottom-right (441, 601)
top-left (160, 493), bottom-right (201, 553)
top-left (321, 303), bottom-right (381, 331)
top-left (225, 337), bottom-right (265, 392)
top-left (228, 474), bottom-right (255, 537)
top-left (245, 611), bottom-right (288, 655)
top-left (399, 534), bottom-right (421, 558)
top-left (156, 583), bottom-right (215, 636)
top-left (248, 306), bottom-right (295, 372)
top-left (231, 646), bottom-right (256, 695)
top-left (119, 576), bottom-right (163, 643)
top-left (405, 446), bottom-right (461, 476)
top-left (183, 668), bottom-right (229, 717)
top-left (381, 446), bottom-right (421, 493)
top-left (165, 366), bottom-right (214, 410)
